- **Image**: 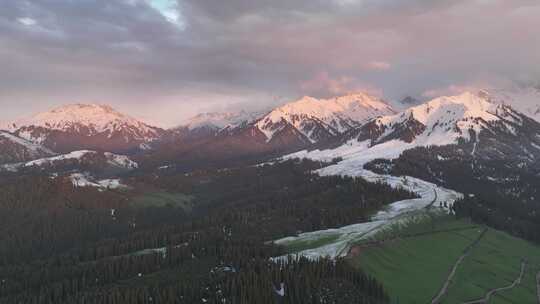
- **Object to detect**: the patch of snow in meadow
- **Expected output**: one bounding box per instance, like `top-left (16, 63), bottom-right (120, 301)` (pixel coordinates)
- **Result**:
top-left (70, 173), bottom-right (129, 190)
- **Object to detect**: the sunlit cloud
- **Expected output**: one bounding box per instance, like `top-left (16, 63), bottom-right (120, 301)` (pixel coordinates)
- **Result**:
top-left (422, 85), bottom-right (482, 98)
top-left (300, 71), bottom-right (383, 97)
top-left (17, 17), bottom-right (36, 26)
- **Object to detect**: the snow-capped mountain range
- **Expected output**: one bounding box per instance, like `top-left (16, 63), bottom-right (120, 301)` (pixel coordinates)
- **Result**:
top-left (2, 87), bottom-right (540, 170)
top-left (154, 93), bottom-right (397, 164)
top-left (172, 110), bottom-right (266, 141)
top-left (175, 93), bottom-right (395, 144)
top-left (1, 104), bottom-right (164, 154)
top-left (288, 90), bottom-right (540, 172)
top-left (354, 91), bottom-right (517, 146)
top-left (254, 93), bottom-right (396, 143)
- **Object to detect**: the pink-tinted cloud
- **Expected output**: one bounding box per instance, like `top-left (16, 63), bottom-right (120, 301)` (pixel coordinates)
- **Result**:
top-left (300, 71), bottom-right (383, 97)
top-left (422, 85), bottom-right (482, 98)
top-left (366, 61), bottom-right (391, 71)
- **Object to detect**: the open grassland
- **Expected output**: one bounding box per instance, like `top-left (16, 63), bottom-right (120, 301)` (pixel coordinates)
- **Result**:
top-left (130, 191), bottom-right (194, 211)
top-left (348, 217), bottom-right (482, 303)
top-left (443, 228), bottom-right (540, 304)
top-left (348, 215), bottom-right (540, 304)
top-left (283, 234), bottom-right (341, 254)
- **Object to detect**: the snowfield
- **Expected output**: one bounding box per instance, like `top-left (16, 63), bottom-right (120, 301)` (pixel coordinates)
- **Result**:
top-left (70, 173), bottom-right (129, 190)
top-left (285, 139), bottom-right (410, 166)
top-left (24, 150), bottom-right (95, 167)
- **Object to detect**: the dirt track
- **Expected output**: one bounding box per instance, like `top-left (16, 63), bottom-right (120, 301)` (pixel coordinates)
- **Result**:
top-left (537, 271), bottom-right (540, 304)
top-left (431, 228), bottom-right (488, 304)
top-left (461, 260), bottom-right (526, 304)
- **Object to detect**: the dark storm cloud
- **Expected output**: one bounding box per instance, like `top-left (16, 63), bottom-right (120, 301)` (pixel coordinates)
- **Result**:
top-left (0, 0), bottom-right (539, 126)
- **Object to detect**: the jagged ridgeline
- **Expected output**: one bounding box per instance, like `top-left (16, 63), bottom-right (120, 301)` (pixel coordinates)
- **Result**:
top-left (0, 159), bottom-right (410, 304)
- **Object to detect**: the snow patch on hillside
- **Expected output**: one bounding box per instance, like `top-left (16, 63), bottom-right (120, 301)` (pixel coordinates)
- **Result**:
top-left (69, 173), bottom-right (129, 190)
top-left (286, 139), bottom-right (410, 166)
top-left (25, 150), bottom-right (96, 167)
top-left (104, 152), bottom-right (138, 169)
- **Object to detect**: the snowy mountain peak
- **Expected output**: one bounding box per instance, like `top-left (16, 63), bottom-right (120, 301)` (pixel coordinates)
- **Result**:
top-left (4, 103), bottom-right (157, 134)
top-left (355, 91), bottom-right (522, 149)
top-left (2, 103), bottom-right (164, 153)
top-left (397, 91), bottom-right (499, 126)
top-left (256, 92), bottom-right (396, 143)
top-left (270, 92), bottom-right (393, 121)
top-left (181, 110), bottom-right (261, 131)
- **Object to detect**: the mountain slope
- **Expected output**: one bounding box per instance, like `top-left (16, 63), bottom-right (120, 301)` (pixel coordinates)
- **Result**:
top-left (1, 150), bottom-right (138, 175)
top-left (2, 104), bottom-right (164, 154)
top-left (0, 131), bottom-right (55, 164)
top-left (481, 86), bottom-right (540, 122)
top-left (181, 110), bottom-right (262, 131)
top-left (172, 110), bottom-right (263, 140)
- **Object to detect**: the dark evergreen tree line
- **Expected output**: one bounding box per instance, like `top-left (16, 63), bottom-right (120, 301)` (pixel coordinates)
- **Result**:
top-left (0, 160), bottom-right (409, 303)
top-left (366, 145), bottom-right (540, 243)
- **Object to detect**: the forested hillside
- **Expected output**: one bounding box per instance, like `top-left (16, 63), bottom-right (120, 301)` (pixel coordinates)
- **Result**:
top-left (0, 160), bottom-right (413, 303)
top-left (365, 145), bottom-right (540, 244)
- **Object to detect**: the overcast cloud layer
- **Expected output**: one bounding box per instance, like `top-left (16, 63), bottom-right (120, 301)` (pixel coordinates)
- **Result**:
top-left (1, 0), bottom-right (539, 126)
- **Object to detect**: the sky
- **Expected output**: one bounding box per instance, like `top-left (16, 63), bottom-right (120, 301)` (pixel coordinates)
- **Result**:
top-left (0, 0), bottom-right (539, 127)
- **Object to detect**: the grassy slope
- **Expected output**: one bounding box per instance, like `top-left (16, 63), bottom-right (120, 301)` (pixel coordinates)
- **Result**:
top-left (348, 216), bottom-right (540, 304)
top-left (284, 234), bottom-right (341, 253)
top-left (443, 228), bottom-right (540, 303)
top-left (348, 218), bottom-right (481, 303)
top-left (491, 264), bottom-right (540, 304)
top-left (130, 191), bottom-right (194, 211)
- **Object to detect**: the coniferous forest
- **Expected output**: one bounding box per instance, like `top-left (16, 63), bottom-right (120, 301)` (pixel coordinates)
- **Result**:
top-left (0, 159), bottom-right (413, 303)
top-left (365, 145), bottom-right (540, 244)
